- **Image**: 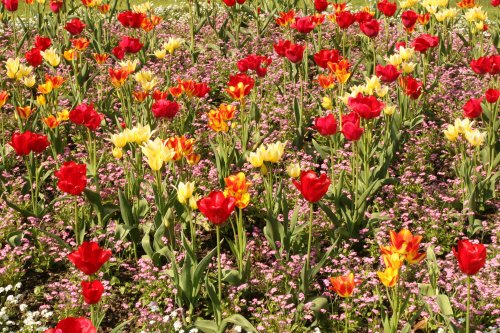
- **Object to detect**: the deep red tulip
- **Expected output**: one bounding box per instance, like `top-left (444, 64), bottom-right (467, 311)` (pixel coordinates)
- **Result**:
top-left (335, 10), bottom-right (356, 29)
top-left (492, 0), bottom-right (499, 6)
top-left (117, 10), bottom-right (146, 28)
top-left (377, 0), bottom-right (397, 17)
top-left (54, 161), bottom-right (87, 196)
top-left (315, 0), bottom-right (328, 12)
top-left (348, 93), bottom-right (385, 119)
top-left (342, 112), bottom-right (364, 141)
top-left (222, 0), bottom-right (245, 6)
top-left (398, 75), bottom-right (422, 99)
top-left (226, 73), bottom-right (254, 100)
top-left (44, 317), bottom-right (96, 333)
top-left (25, 48), bottom-right (43, 67)
top-left (401, 10), bottom-right (418, 29)
top-left (197, 191), bottom-right (236, 225)
top-left (273, 40), bottom-right (291, 57)
top-left (462, 97), bottom-right (483, 118)
top-left (314, 49), bottom-right (340, 69)
top-left (315, 114), bottom-right (337, 136)
top-left (291, 16), bottom-right (316, 34)
top-left (65, 18), bottom-right (86, 35)
top-left (293, 170), bottom-right (331, 203)
top-left (237, 54), bottom-right (272, 77)
top-left (411, 34), bottom-right (439, 53)
top-left (151, 99), bottom-right (180, 119)
top-left (394, 41), bottom-right (406, 51)
top-left (49, 0), bottom-right (63, 13)
top-left (2, 0), bottom-right (18, 11)
top-left (485, 88), bottom-right (499, 103)
top-left (119, 36), bottom-right (143, 54)
top-left (285, 43), bottom-right (305, 64)
top-left (35, 36), bottom-right (52, 51)
top-left (112, 46), bottom-right (125, 59)
top-left (453, 239), bottom-right (486, 276)
top-left (81, 280), bottom-right (104, 304)
top-left (68, 241), bottom-right (111, 275)
top-left (9, 131), bottom-right (50, 156)
top-left (470, 55), bottom-right (500, 75)
top-left (69, 103), bottom-right (104, 131)
top-left (375, 64), bottom-right (401, 82)
top-left (355, 11), bottom-right (373, 23)
top-left (360, 19), bottom-right (381, 38)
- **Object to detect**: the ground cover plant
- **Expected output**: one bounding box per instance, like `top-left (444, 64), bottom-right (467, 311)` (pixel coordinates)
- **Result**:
top-left (0, 0), bottom-right (499, 332)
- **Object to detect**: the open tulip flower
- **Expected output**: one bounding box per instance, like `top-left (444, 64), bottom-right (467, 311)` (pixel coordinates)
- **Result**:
top-left (68, 242), bottom-right (111, 276)
top-left (293, 170), bottom-right (331, 203)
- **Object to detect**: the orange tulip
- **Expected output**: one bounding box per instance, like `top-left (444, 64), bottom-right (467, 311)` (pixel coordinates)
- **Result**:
top-left (71, 38), bottom-right (90, 51)
top-left (97, 4), bottom-right (110, 13)
top-left (109, 68), bottom-right (131, 88)
top-left (417, 13), bottom-right (430, 26)
top-left (186, 153), bottom-right (201, 165)
top-left (16, 106), bottom-right (35, 119)
top-left (457, 0), bottom-right (476, 8)
top-left (43, 115), bottom-right (60, 128)
top-left (318, 74), bottom-right (335, 89)
top-left (377, 267), bottom-right (398, 287)
top-left (133, 90), bottom-right (149, 102)
top-left (276, 10), bottom-right (295, 27)
top-left (45, 74), bottom-right (64, 89)
top-left (226, 74), bottom-right (254, 100)
top-left (93, 53), bottom-right (109, 65)
top-left (328, 273), bottom-right (357, 297)
top-left (165, 135), bottom-right (195, 161)
top-left (224, 172), bottom-right (251, 209)
top-left (0, 91), bottom-right (9, 108)
top-left (208, 110), bottom-right (229, 132)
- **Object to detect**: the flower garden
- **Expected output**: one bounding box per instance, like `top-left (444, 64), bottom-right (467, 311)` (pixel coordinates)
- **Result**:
top-left (0, 0), bottom-right (498, 332)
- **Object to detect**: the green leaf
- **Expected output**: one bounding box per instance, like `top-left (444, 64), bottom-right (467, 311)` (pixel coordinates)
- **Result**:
top-left (220, 314), bottom-right (257, 333)
top-left (194, 319), bottom-right (217, 333)
top-left (118, 190), bottom-right (135, 227)
top-left (436, 295), bottom-right (454, 316)
top-left (109, 319), bottom-right (132, 333)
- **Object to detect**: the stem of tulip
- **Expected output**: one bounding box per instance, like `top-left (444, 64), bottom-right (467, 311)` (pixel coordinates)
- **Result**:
top-left (466, 275), bottom-right (471, 333)
top-left (305, 202), bottom-right (314, 292)
top-left (216, 225), bottom-right (222, 325)
top-left (344, 298), bottom-right (350, 333)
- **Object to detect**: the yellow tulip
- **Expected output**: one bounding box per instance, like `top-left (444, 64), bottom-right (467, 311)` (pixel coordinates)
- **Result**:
top-left (163, 38), bottom-right (183, 54)
top-left (247, 151), bottom-right (264, 168)
top-left (321, 96), bottom-right (333, 110)
top-left (443, 124), bottom-right (459, 141)
top-left (6, 58), bottom-right (20, 79)
top-left (464, 129), bottom-right (486, 147)
top-left (377, 267), bottom-right (399, 287)
top-left (454, 118), bottom-right (474, 134)
top-left (110, 133), bottom-right (128, 148)
top-left (286, 163), bottom-right (301, 178)
top-left (141, 138), bottom-right (174, 171)
top-left (154, 49), bottom-right (167, 59)
top-left (383, 105), bottom-right (396, 116)
top-left (40, 48), bottom-right (61, 67)
top-left (112, 147), bottom-right (123, 159)
top-left (177, 181), bottom-right (196, 205)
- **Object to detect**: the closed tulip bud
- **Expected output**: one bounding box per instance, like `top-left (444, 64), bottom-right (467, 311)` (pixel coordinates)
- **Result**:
top-left (454, 118), bottom-right (474, 134)
top-left (286, 163), bottom-right (301, 178)
top-left (189, 195), bottom-right (199, 210)
top-left (453, 239), bottom-right (486, 275)
top-left (464, 129), bottom-right (486, 147)
top-left (321, 96), bottom-right (333, 110)
top-left (383, 105), bottom-right (396, 116)
top-left (377, 267), bottom-right (399, 287)
top-left (22, 76), bottom-right (36, 88)
top-left (443, 124), bottom-right (459, 141)
top-left (36, 95), bottom-right (46, 106)
top-left (177, 181), bottom-right (195, 204)
top-left (247, 151), bottom-right (264, 168)
top-left (112, 147), bottom-right (123, 159)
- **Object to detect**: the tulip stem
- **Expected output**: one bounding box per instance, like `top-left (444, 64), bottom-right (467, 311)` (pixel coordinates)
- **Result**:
top-left (216, 225), bottom-right (222, 325)
top-left (305, 202), bottom-right (314, 292)
top-left (466, 275), bottom-right (471, 333)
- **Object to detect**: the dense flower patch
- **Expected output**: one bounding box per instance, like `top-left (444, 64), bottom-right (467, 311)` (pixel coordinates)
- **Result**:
top-left (0, 0), bottom-right (498, 332)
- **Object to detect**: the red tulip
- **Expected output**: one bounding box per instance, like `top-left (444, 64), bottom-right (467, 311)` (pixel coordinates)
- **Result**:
top-left (348, 93), bottom-right (385, 119)
top-left (355, 11), bottom-right (373, 23)
top-left (341, 113), bottom-right (364, 141)
top-left (65, 18), bottom-right (86, 35)
top-left (54, 161), bottom-right (87, 196)
top-left (411, 34), bottom-right (439, 53)
top-left (492, 0), bottom-right (499, 6)
top-left (377, 0), bottom-right (397, 17)
top-left (401, 10), bottom-right (418, 29)
top-left (315, 114), bottom-right (337, 136)
top-left (375, 64), bottom-right (401, 82)
top-left (314, 49), bottom-right (340, 69)
top-left (237, 54), bottom-right (272, 77)
top-left (81, 280), bottom-right (104, 304)
top-left (315, 0), bottom-right (328, 12)
top-left (25, 48), bottom-right (43, 67)
top-left (273, 40), bottom-right (291, 57)
top-left (197, 191), bottom-right (236, 225)
top-left (335, 10), bottom-right (356, 29)
top-left (117, 10), bottom-right (146, 28)
top-left (49, 0), bottom-right (63, 13)
top-left (35, 36), bottom-right (52, 51)
top-left (9, 131), bottom-right (50, 156)
top-left (329, 273), bottom-right (359, 297)
top-left (293, 170), bottom-right (331, 203)
top-left (470, 55), bottom-right (500, 75)
top-left (44, 317), bottom-right (96, 333)
top-left (285, 43), bottom-right (305, 64)
top-left (118, 36), bottom-right (143, 54)
top-left (68, 241), bottom-right (111, 275)
top-left (69, 103), bottom-right (104, 131)
top-left (360, 19), bottom-right (381, 38)
top-left (453, 239), bottom-right (486, 276)
top-left (398, 75), bottom-right (422, 99)
top-left (112, 46), bottom-right (125, 59)
top-left (485, 88), bottom-right (499, 103)
top-left (222, 0), bottom-right (245, 6)
top-left (291, 16), bottom-right (316, 34)
top-left (226, 73), bottom-right (254, 100)
top-left (462, 97), bottom-right (483, 118)
top-left (2, 0), bottom-right (18, 11)
top-left (151, 99), bottom-right (180, 119)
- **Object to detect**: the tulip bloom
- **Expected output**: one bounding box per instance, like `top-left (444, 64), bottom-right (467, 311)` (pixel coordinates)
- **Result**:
top-left (43, 317), bottom-right (96, 333)
top-left (377, 0), bottom-right (397, 16)
top-left (54, 161), bottom-right (87, 196)
top-left (398, 75), bottom-right (422, 99)
top-left (118, 10), bottom-right (146, 28)
top-left (118, 36), bottom-right (143, 54)
top-left (285, 43), bottom-right (306, 64)
top-left (151, 99), bottom-right (180, 119)
top-left (226, 73), bottom-right (254, 100)
top-left (68, 241), bottom-right (112, 275)
top-left (315, 114), bottom-right (337, 136)
top-left (377, 267), bottom-right (399, 287)
top-left (291, 16), bottom-right (316, 34)
top-left (335, 10), bottom-right (356, 29)
top-left (329, 273), bottom-right (358, 297)
top-left (348, 93), bottom-right (385, 119)
top-left (237, 54), bottom-right (272, 77)
top-left (69, 103), bottom-right (104, 131)
top-left (25, 48), bottom-right (43, 67)
top-left (65, 18), bottom-right (86, 35)
top-left (401, 10), bottom-right (418, 29)
top-left (81, 280), bottom-right (104, 304)
top-left (360, 19), bottom-right (381, 38)
top-left (462, 97), bottom-right (483, 118)
top-left (197, 191), bottom-right (236, 225)
top-left (9, 131), bottom-right (50, 156)
top-left (341, 113), bottom-right (364, 141)
top-left (375, 64), bottom-right (401, 83)
top-left (2, 0), bottom-right (18, 11)
top-left (485, 88), bottom-right (499, 103)
top-left (453, 240), bottom-right (486, 276)
top-left (314, 49), bottom-right (340, 69)
top-left (315, 0), bottom-right (328, 12)
top-left (411, 34), bottom-right (439, 53)
top-left (293, 170), bottom-right (331, 203)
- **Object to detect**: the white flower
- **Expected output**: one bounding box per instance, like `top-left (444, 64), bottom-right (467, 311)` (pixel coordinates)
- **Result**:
top-left (234, 326), bottom-right (242, 333)
top-left (174, 320), bottom-right (183, 331)
top-left (19, 304), bottom-right (28, 312)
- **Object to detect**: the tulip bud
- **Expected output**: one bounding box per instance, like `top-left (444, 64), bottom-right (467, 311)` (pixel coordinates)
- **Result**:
top-left (383, 105), bottom-right (396, 116)
top-left (177, 181), bottom-right (195, 205)
top-left (321, 96), bottom-right (333, 110)
top-left (286, 163), bottom-right (301, 178)
top-left (36, 95), bottom-right (46, 106)
top-left (112, 147), bottom-right (123, 159)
